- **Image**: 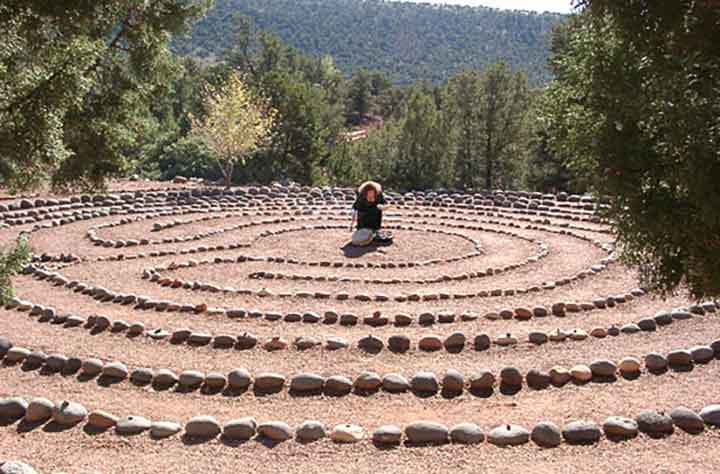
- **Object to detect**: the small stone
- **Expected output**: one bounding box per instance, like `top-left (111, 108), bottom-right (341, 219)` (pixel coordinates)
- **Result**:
top-left (257, 421), bottom-right (293, 441)
top-left (469, 370), bottom-right (495, 390)
top-left (570, 365), bottom-right (592, 382)
top-left (618, 357), bottom-right (641, 374)
top-left (405, 421), bottom-right (449, 444)
top-left (602, 416), bottom-right (638, 439)
top-left (474, 333), bottom-right (492, 350)
top-left (645, 353), bottom-right (669, 371)
top-left (151, 421), bottom-right (182, 439)
top-left (418, 335), bottom-right (443, 351)
top-left (185, 416), bottom-right (221, 438)
top-left (514, 307), bottom-right (533, 320)
top-left (178, 370), bottom-right (205, 388)
top-left (590, 327), bottom-right (607, 338)
top-left (205, 372), bottom-right (227, 389)
top-left (81, 358), bottom-right (104, 376)
top-left (443, 332), bottom-right (466, 351)
top-left (620, 323), bottom-right (641, 334)
top-left (25, 398), bottom-right (53, 422)
top-left (0, 461), bottom-right (39, 474)
top-left (394, 313), bottom-right (413, 326)
top-left (294, 336), bottom-right (320, 350)
top-left (325, 336), bottom-right (349, 350)
top-left (495, 333), bottom-right (518, 346)
top-left (236, 332), bottom-right (258, 349)
top-left (568, 329), bottom-right (588, 341)
top-left (331, 423), bottom-right (363, 443)
top-left (549, 366), bottom-right (571, 386)
top-left (670, 407), bottom-right (704, 433)
top-left (325, 375), bottom-right (353, 395)
top-left (531, 422), bottom-right (562, 447)
top-left (223, 418), bottom-right (257, 440)
top-left (382, 373), bottom-right (410, 393)
top-left (254, 372), bottom-right (286, 392)
top-left (373, 425), bottom-right (402, 445)
top-left (153, 369), bottom-right (178, 386)
top-left (388, 335), bottom-right (410, 353)
top-left (562, 420), bottom-right (601, 444)
top-left (264, 337), bottom-right (288, 351)
top-left (637, 318), bottom-right (657, 331)
top-left (296, 420), bottom-right (326, 442)
top-left (442, 369), bottom-right (465, 393)
top-left (411, 372), bottom-right (439, 393)
top-left (699, 405), bottom-right (720, 426)
top-left (589, 359), bottom-right (617, 377)
top-left (87, 410), bottom-right (118, 429)
top-left (500, 367), bottom-right (523, 386)
top-left (636, 410), bottom-right (674, 437)
top-left (488, 424), bottom-right (530, 446)
top-left (450, 423), bottom-right (484, 444)
top-left (228, 369), bottom-right (252, 389)
top-left (528, 331), bottom-right (548, 344)
top-left (526, 370), bottom-right (551, 390)
top-left (4, 347), bottom-right (30, 364)
top-left (102, 362), bottom-right (129, 379)
top-left (667, 350), bottom-right (693, 366)
top-left (354, 372), bottom-right (382, 391)
top-left (130, 368), bottom-right (154, 385)
top-left (290, 373), bottom-right (324, 392)
top-left (358, 335), bottom-right (384, 352)
top-left (0, 398), bottom-right (27, 420)
top-left (116, 415), bottom-right (152, 435)
top-left (52, 401), bottom-right (88, 426)
top-left (690, 346), bottom-right (714, 363)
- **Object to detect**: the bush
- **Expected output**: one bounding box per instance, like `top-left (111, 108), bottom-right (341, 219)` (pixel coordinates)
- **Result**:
top-left (0, 235), bottom-right (31, 305)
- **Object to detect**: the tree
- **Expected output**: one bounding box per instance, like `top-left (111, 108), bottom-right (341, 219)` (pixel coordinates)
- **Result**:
top-left (394, 87), bottom-right (449, 190)
top-left (0, 1), bottom-right (209, 192)
top-left (443, 63), bottom-right (530, 190)
top-left (477, 62), bottom-right (529, 190)
top-left (544, 2), bottom-right (720, 297)
top-left (189, 72), bottom-right (276, 188)
top-left (0, 235), bottom-right (31, 305)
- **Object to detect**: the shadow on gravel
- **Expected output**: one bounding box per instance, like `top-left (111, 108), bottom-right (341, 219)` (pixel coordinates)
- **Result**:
top-left (77, 372), bottom-right (98, 383)
top-left (42, 421), bottom-right (75, 433)
top-left (16, 418), bottom-right (45, 433)
top-left (469, 387), bottom-right (494, 398)
top-left (221, 387), bottom-right (249, 398)
top-left (253, 435), bottom-right (285, 449)
top-left (0, 415), bottom-right (22, 427)
top-left (181, 434), bottom-right (217, 446)
top-left (219, 435), bottom-right (251, 448)
top-left (83, 425), bottom-right (109, 436)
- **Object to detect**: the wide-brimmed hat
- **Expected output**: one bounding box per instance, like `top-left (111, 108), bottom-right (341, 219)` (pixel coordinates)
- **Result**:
top-left (351, 228), bottom-right (375, 246)
top-left (357, 181), bottom-right (382, 195)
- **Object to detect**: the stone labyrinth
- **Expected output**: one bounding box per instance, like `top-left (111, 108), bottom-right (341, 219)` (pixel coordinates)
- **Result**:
top-left (1, 184), bottom-right (720, 470)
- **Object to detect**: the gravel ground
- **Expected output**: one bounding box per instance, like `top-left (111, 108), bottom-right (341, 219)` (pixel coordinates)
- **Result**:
top-left (2, 187), bottom-right (719, 473)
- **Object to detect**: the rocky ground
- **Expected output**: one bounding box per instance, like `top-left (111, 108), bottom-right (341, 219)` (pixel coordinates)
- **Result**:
top-left (1, 184), bottom-right (718, 474)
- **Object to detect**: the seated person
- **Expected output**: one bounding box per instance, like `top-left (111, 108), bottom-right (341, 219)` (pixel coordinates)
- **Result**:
top-left (352, 181), bottom-right (386, 231)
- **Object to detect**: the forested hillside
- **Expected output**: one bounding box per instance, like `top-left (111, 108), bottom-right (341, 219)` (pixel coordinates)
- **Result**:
top-left (173, 0), bottom-right (563, 84)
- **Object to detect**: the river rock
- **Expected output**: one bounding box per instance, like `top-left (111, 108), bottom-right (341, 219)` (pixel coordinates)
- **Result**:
top-left (670, 407), bottom-right (704, 433)
top-left (257, 421), bottom-right (293, 441)
top-left (373, 425), bottom-right (402, 445)
top-left (602, 416), bottom-right (638, 439)
top-left (151, 421), bottom-right (182, 439)
top-left (531, 422), bottom-right (562, 447)
top-left (405, 421), bottom-right (449, 444)
top-left (636, 410), bottom-right (674, 437)
top-left (562, 420), bottom-right (601, 444)
top-left (254, 372), bottom-right (286, 392)
top-left (290, 373), bottom-right (324, 392)
top-left (382, 373), bottom-right (410, 393)
top-left (185, 416), bottom-right (221, 438)
top-left (115, 415), bottom-right (152, 435)
top-left (87, 410), bottom-right (118, 429)
top-left (325, 375), bottom-right (353, 395)
top-left (296, 420), bottom-right (326, 442)
top-left (354, 372), bottom-right (382, 391)
top-left (488, 424), bottom-right (530, 446)
top-left (699, 405), bottom-right (720, 426)
top-left (449, 423), bottom-right (484, 444)
top-left (223, 417), bottom-right (257, 440)
top-left (331, 423), bottom-right (363, 443)
top-left (0, 398), bottom-right (28, 420)
top-left (25, 398), bottom-right (53, 422)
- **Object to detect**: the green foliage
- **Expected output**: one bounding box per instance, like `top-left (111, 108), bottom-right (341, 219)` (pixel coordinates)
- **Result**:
top-left (543, 3), bottom-right (720, 297)
top-left (443, 63), bottom-right (531, 190)
top-left (0, 235), bottom-right (31, 305)
top-left (173, 0), bottom-right (563, 85)
top-left (0, 1), bottom-right (209, 192)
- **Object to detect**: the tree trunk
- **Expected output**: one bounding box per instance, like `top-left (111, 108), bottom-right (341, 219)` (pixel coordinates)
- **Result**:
top-left (223, 161), bottom-right (234, 189)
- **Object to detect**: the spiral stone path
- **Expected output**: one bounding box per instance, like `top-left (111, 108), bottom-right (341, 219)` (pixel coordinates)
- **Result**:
top-left (1, 183), bottom-right (719, 474)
